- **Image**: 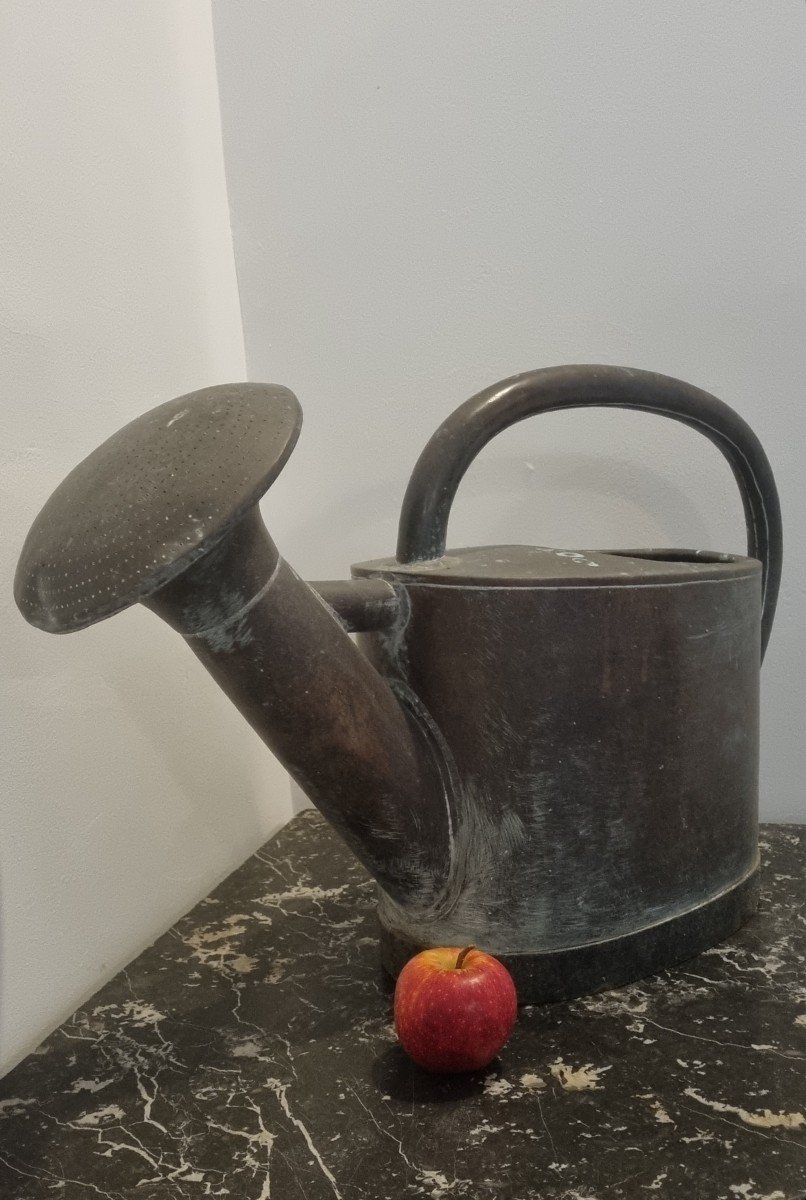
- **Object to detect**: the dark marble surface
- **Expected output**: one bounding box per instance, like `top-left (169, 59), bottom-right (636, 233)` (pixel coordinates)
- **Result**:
top-left (1, 814), bottom-right (804, 1200)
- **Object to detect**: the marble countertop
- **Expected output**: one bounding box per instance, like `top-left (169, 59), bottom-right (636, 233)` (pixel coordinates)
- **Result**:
top-left (1, 813), bottom-right (804, 1200)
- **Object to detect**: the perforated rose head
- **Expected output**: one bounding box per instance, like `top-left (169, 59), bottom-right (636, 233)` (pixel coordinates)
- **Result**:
top-left (15, 383), bottom-right (302, 633)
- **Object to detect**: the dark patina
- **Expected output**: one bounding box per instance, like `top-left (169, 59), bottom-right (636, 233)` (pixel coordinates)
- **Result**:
top-left (14, 365), bottom-right (783, 1002)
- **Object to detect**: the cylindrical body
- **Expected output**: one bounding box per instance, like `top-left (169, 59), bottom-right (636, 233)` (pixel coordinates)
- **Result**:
top-left (355, 546), bottom-right (762, 1002)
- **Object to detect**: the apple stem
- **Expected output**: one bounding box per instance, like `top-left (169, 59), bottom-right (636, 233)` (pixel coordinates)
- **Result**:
top-left (455, 945), bottom-right (475, 970)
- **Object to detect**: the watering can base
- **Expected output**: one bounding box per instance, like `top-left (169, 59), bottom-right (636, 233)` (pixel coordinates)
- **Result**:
top-left (378, 864), bottom-right (760, 1005)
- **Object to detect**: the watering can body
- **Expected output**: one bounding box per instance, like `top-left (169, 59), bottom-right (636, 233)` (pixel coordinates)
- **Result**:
top-left (354, 364), bottom-right (780, 999)
top-left (354, 543), bottom-right (761, 998)
top-left (15, 365), bottom-right (782, 1003)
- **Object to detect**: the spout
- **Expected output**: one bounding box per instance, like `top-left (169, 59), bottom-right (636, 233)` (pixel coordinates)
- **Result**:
top-left (143, 509), bottom-right (450, 904)
top-left (14, 383), bottom-right (451, 907)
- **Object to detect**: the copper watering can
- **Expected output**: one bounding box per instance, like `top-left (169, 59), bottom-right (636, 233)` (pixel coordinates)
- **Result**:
top-left (15, 365), bottom-right (782, 1002)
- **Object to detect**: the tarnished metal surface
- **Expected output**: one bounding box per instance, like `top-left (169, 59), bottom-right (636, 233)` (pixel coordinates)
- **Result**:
top-left (142, 510), bottom-right (451, 908)
top-left (397, 365), bottom-right (781, 658)
top-left (15, 383), bottom-right (302, 632)
top-left (356, 548), bottom-right (762, 988)
top-left (311, 578), bottom-right (400, 631)
top-left (13, 366), bottom-right (784, 1002)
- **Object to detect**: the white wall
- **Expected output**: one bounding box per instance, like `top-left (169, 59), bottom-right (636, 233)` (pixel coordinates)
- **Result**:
top-left (0, 1), bottom-right (291, 1076)
top-left (214, 1), bottom-right (805, 820)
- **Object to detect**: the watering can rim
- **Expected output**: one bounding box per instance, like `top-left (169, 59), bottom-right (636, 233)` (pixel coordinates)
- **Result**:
top-left (352, 543), bottom-right (761, 589)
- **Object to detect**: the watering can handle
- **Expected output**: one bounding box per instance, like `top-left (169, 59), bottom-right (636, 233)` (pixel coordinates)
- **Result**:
top-left (397, 365), bottom-right (782, 660)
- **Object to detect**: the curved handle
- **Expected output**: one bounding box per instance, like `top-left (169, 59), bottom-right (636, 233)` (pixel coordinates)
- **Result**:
top-left (397, 365), bottom-right (782, 660)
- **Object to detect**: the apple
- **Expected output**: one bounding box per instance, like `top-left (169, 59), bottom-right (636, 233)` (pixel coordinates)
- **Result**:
top-left (393, 945), bottom-right (518, 1073)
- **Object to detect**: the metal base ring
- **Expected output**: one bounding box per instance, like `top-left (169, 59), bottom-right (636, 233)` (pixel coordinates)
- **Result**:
top-left (378, 865), bottom-right (760, 1005)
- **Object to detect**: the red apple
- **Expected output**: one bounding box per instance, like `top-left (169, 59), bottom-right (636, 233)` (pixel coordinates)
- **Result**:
top-left (393, 945), bottom-right (518, 1073)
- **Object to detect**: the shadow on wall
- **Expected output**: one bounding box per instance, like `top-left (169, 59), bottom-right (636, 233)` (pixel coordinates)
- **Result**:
top-left (463, 451), bottom-right (720, 552)
top-left (86, 613), bottom-right (275, 851)
top-left (290, 781), bottom-right (311, 815)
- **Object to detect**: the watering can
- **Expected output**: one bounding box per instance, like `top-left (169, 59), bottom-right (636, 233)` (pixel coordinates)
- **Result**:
top-left (15, 365), bottom-right (782, 1002)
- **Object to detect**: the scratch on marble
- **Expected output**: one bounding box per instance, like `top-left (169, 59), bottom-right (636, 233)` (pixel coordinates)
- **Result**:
top-left (267, 1078), bottom-right (343, 1199)
top-left (640, 1015), bottom-right (805, 1061)
top-left (0, 1150), bottom-right (120, 1199)
top-left (346, 1082), bottom-right (415, 1174)
top-left (535, 1088), bottom-right (557, 1158)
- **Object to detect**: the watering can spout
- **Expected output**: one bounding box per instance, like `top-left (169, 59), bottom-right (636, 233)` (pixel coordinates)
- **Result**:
top-left (14, 384), bottom-right (452, 907)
